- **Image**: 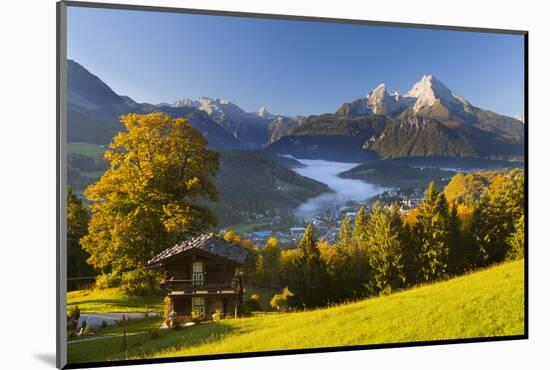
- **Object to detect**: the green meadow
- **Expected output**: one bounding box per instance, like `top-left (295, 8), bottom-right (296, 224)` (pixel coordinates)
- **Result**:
top-left (67, 288), bottom-right (164, 314)
top-left (67, 142), bottom-right (106, 159)
top-left (68, 259), bottom-right (524, 364)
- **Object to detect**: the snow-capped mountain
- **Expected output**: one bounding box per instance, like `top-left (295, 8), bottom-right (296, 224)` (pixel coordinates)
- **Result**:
top-left (337, 83), bottom-right (413, 117)
top-left (400, 74), bottom-right (478, 122)
top-left (269, 74), bottom-right (524, 161)
top-left (256, 106), bottom-right (276, 119)
top-left (170, 97), bottom-right (271, 125)
top-left (67, 59), bottom-right (524, 160)
top-left (336, 74), bottom-right (523, 142)
top-left (338, 75), bottom-right (473, 119)
top-left (172, 98), bottom-right (198, 108)
top-left (167, 97), bottom-right (289, 148)
top-left (405, 75), bottom-right (469, 112)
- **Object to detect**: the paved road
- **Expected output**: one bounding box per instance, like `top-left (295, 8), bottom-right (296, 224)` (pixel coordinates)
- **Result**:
top-left (78, 312), bottom-right (161, 328)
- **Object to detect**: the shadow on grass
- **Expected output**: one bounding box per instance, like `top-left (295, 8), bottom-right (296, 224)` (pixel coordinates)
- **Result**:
top-left (67, 320), bottom-right (238, 364)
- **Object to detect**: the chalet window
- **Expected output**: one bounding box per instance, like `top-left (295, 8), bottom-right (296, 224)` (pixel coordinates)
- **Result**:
top-left (192, 261), bottom-right (205, 285)
top-left (192, 297), bottom-right (205, 317)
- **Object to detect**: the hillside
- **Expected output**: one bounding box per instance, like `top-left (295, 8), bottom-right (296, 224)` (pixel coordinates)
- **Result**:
top-left (339, 162), bottom-right (455, 189)
top-left (364, 118), bottom-right (523, 159)
top-left (66, 146), bottom-right (329, 226)
top-left (266, 114), bottom-right (388, 161)
top-left (67, 260), bottom-right (524, 363)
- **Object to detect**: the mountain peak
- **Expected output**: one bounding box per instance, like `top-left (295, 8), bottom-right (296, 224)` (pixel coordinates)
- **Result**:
top-left (257, 106), bottom-right (275, 118)
top-left (367, 83), bottom-right (391, 114)
top-left (367, 83), bottom-right (386, 97)
top-left (173, 98), bottom-right (198, 108)
top-left (407, 74), bottom-right (449, 98)
top-left (406, 74), bottom-right (467, 114)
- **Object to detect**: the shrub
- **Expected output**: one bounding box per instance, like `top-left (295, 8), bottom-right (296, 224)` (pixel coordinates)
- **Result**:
top-left (121, 269), bottom-right (159, 295)
top-left (245, 293), bottom-right (262, 311)
top-left (68, 305), bottom-right (80, 321)
top-left (81, 320), bottom-right (87, 330)
top-left (100, 320), bottom-right (108, 329)
top-left (237, 302), bottom-right (252, 317)
top-left (212, 309), bottom-right (224, 321)
top-left (191, 310), bottom-right (204, 323)
top-left (95, 272), bottom-right (121, 289)
top-left (148, 328), bottom-right (159, 340)
top-left (67, 316), bottom-right (77, 331)
top-left (270, 287), bottom-right (294, 312)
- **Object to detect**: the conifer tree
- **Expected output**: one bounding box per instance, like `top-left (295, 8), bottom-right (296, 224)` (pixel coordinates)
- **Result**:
top-left (413, 182), bottom-right (451, 281)
top-left (292, 224), bottom-right (325, 308)
top-left (337, 215), bottom-right (352, 250)
top-left (365, 204), bottom-right (406, 294)
top-left (483, 171), bottom-right (525, 263)
top-left (67, 187), bottom-right (94, 281)
top-left (339, 206), bottom-right (372, 298)
top-left (352, 206), bottom-right (368, 242)
top-left (447, 204), bottom-right (464, 275)
top-left (506, 214), bottom-right (525, 260)
top-left (468, 196), bottom-right (490, 267)
top-left (469, 171), bottom-right (524, 266)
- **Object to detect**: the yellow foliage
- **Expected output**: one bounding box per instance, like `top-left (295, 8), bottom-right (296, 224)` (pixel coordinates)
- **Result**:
top-left (81, 113), bottom-right (219, 272)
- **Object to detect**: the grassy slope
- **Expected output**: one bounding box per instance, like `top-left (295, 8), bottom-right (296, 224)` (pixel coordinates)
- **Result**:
top-left (92, 318), bottom-right (164, 338)
top-left (67, 260), bottom-right (524, 364)
top-left (67, 288), bottom-right (164, 313)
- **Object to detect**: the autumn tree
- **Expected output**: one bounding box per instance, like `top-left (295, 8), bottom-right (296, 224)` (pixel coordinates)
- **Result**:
top-left (82, 113), bottom-right (219, 279)
top-left (261, 237), bottom-right (282, 288)
top-left (270, 287), bottom-right (294, 312)
top-left (222, 230), bottom-right (259, 285)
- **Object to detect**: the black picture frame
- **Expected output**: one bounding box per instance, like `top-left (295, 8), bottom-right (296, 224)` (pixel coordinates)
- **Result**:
top-left (56, 1), bottom-right (528, 368)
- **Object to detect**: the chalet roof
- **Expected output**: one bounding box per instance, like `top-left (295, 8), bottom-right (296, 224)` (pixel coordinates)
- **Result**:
top-left (146, 233), bottom-right (249, 267)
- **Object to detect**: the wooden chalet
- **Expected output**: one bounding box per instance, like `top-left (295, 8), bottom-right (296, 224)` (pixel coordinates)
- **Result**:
top-left (146, 233), bottom-right (249, 326)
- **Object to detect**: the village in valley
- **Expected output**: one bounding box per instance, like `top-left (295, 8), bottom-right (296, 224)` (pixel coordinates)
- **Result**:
top-left (236, 189), bottom-right (425, 246)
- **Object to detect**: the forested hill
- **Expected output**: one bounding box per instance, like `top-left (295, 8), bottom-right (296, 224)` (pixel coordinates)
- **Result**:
top-left (266, 114), bottom-right (524, 162)
top-left (339, 162), bottom-right (455, 189)
top-left (207, 152), bottom-right (330, 226)
top-left (67, 144), bottom-right (329, 227)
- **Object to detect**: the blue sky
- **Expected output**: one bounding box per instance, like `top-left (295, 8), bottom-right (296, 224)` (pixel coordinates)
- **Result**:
top-left (67, 6), bottom-right (524, 117)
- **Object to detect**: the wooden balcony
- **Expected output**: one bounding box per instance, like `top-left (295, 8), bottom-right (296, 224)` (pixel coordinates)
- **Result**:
top-left (161, 278), bottom-right (241, 296)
